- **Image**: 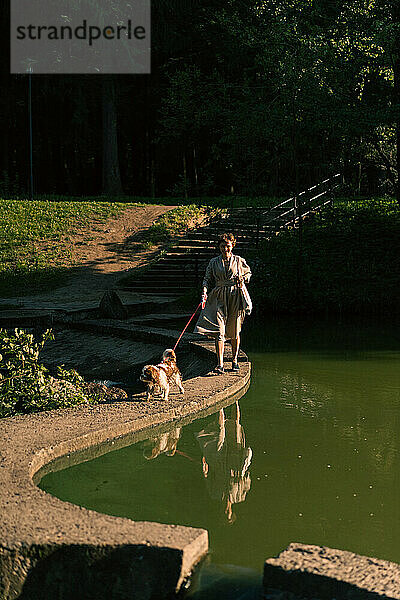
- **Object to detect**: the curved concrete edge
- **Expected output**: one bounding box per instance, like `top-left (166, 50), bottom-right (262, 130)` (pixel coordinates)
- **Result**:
top-left (0, 325), bottom-right (251, 600)
top-left (263, 543), bottom-right (400, 599)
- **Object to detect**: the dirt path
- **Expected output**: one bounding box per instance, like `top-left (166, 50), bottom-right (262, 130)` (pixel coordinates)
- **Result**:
top-left (1, 205), bottom-right (177, 311)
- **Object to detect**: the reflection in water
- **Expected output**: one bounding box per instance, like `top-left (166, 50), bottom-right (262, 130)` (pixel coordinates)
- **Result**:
top-left (196, 402), bottom-right (252, 523)
top-left (140, 402), bottom-right (253, 524)
top-left (39, 315), bottom-right (400, 590)
top-left (143, 428), bottom-right (182, 460)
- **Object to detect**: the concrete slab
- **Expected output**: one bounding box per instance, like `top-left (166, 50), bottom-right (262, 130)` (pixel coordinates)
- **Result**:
top-left (0, 324), bottom-right (251, 600)
top-left (264, 543), bottom-right (400, 599)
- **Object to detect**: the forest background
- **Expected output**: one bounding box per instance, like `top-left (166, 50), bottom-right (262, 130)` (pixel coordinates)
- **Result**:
top-left (0, 0), bottom-right (399, 202)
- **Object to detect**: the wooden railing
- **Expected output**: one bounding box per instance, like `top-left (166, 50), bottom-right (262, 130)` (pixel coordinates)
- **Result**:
top-left (252, 173), bottom-right (342, 246)
top-left (264, 173), bottom-right (340, 224)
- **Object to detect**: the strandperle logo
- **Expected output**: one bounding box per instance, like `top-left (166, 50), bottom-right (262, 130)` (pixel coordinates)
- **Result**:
top-left (15, 19), bottom-right (146, 47)
top-left (11, 0), bottom-right (151, 74)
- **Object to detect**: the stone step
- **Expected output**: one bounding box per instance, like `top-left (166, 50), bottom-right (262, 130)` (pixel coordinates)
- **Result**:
top-left (126, 287), bottom-right (194, 296)
top-left (166, 245), bottom-right (218, 252)
top-left (126, 276), bottom-right (195, 285)
top-left (153, 257), bottom-right (212, 266)
top-left (189, 228), bottom-right (275, 239)
top-left (191, 221), bottom-right (276, 229)
top-left (126, 277), bottom-right (195, 286)
top-left (164, 251), bottom-right (216, 259)
top-left (175, 238), bottom-right (216, 245)
top-left (133, 274), bottom-right (199, 282)
top-left (168, 235), bottom-right (261, 246)
top-left (263, 543), bottom-right (400, 600)
top-left (154, 258), bottom-right (211, 266)
top-left (134, 267), bottom-right (197, 274)
top-left (129, 312), bottom-right (192, 322)
top-left (187, 230), bottom-right (276, 239)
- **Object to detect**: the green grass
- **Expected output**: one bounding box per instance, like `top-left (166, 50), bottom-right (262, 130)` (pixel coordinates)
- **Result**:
top-left (137, 205), bottom-right (218, 246)
top-left (32, 193), bottom-right (281, 209)
top-left (0, 198), bottom-right (132, 297)
top-left (0, 197), bottom-right (225, 297)
top-left (250, 197), bottom-right (400, 314)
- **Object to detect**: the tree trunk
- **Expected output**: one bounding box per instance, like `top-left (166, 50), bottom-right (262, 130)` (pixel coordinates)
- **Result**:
top-left (0, 75), bottom-right (10, 190)
top-left (151, 158), bottom-right (156, 197)
top-left (183, 153), bottom-right (188, 200)
top-left (193, 145), bottom-right (198, 195)
top-left (102, 76), bottom-right (123, 196)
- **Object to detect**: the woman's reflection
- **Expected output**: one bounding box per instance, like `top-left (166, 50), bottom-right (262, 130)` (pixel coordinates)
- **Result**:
top-left (196, 401), bottom-right (252, 523)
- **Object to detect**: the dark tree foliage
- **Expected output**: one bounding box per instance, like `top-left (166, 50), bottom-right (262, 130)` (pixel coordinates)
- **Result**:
top-left (0, 0), bottom-right (398, 199)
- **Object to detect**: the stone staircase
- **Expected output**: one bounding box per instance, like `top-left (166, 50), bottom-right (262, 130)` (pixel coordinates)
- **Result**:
top-left (119, 208), bottom-right (278, 298)
top-left (121, 174), bottom-right (341, 298)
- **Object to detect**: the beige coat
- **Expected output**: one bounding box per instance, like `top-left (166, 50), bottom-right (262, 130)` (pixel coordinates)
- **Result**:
top-left (194, 254), bottom-right (252, 341)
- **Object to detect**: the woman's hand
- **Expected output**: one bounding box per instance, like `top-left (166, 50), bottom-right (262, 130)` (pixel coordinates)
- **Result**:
top-left (201, 289), bottom-right (208, 309)
top-left (235, 276), bottom-right (243, 288)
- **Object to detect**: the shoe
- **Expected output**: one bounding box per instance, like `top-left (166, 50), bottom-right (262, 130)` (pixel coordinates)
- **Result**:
top-left (214, 365), bottom-right (224, 375)
top-left (232, 362), bottom-right (239, 372)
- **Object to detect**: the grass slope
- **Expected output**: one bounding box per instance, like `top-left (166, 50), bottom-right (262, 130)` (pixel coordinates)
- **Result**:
top-left (0, 198), bottom-right (214, 298)
top-left (0, 199), bottom-right (128, 297)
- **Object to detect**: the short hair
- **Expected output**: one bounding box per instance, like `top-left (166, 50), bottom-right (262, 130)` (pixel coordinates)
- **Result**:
top-left (217, 232), bottom-right (236, 248)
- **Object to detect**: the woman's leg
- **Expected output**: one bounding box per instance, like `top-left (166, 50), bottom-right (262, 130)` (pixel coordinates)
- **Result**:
top-left (215, 307), bottom-right (226, 368)
top-left (215, 338), bottom-right (224, 367)
top-left (231, 334), bottom-right (240, 363)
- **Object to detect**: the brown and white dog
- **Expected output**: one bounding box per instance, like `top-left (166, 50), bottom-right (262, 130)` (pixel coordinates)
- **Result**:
top-left (140, 348), bottom-right (184, 401)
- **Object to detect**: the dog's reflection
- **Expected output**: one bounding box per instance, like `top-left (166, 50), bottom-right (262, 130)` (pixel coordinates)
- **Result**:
top-left (196, 401), bottom-right (252, 523)
top-left (143, 427), bottom-right (182, 460)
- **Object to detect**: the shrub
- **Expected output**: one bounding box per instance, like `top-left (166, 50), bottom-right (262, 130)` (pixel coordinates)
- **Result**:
top-left (0, 328), bottom-right (91, 417)
top-left (250, 198), bottom-right (400, 314)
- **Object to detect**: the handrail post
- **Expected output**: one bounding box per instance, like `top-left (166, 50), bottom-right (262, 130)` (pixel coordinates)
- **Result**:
top-left (330, 178), bottom-right (336, 206)
top-left (293, 195), bottom-right (297, 226)
top-left (256, 173), bottom-right (340, 244)
top-left (296, 191), bottom-right (303, 309)
top-left (256, 211), bottom-right (260, 248)
top-left (195, 255), bottom-right (199, 286)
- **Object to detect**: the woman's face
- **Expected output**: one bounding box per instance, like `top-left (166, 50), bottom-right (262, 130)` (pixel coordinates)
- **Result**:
top-left (219, 240), bottom-right (233, 258)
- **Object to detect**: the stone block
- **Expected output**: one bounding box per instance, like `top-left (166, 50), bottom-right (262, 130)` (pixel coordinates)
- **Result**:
top-left (99, 290), bottom-right (128, 320)
top-left (263, 543), bottom-right (400, 599)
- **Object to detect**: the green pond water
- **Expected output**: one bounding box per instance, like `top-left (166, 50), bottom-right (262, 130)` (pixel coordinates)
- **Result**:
top-left (39, 316), bottom-right (400, 597)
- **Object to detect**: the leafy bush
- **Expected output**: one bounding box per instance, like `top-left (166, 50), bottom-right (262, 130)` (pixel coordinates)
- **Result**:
top-left (0, 328), bottom-right (91, 417)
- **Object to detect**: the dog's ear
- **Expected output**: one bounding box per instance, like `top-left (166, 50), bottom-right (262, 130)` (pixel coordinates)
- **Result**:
top-left (147, 366), bottom-right (159, 382)
top-left (163, 348), bottom-right (176, 361)
top-left (143, 365), bottom-right (155, 379)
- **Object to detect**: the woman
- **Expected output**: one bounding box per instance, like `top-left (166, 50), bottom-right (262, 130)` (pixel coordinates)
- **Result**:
top-left (194, 232), bottom-right (252, 373)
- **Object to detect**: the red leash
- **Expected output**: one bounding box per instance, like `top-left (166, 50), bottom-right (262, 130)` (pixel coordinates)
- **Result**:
top-left (173, 302), bottom-right (202, 351)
